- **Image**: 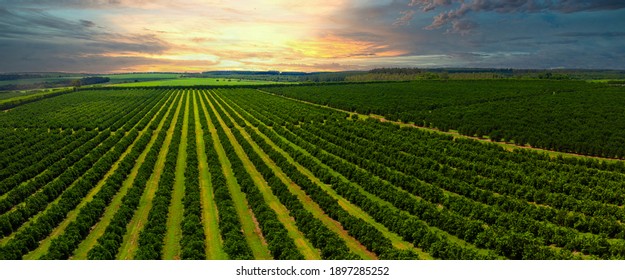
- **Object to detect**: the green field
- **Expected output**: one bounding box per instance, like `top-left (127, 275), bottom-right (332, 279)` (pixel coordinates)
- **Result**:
top-left (103, 73), bottom-right (183, 84)
top-left (0, 87), bottom-right (74, 110)
top-left (0, 88), bottom-right (66, 101)
top-left (0, 82), bottom-right (625, 261)
top-left (112, 78), bottom-right (288, 87)
top-left (0, 77), bottom-right (83, 87)
top-left (267, 80), bottom-right (625, 158)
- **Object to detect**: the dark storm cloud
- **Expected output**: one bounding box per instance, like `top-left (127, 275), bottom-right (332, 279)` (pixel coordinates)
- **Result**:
top-left (333, 1), bottom-right (625, 69)
top-left (0, 7), bottom-right (99, 40)
top-left (0, 40), bottom-right (164, 72)
top-left (0, 7), bottom-right (170, 72)
top-left (448, 19), bottom-right (478, 35)
top-left (406, 0), bottom-right (625, 32)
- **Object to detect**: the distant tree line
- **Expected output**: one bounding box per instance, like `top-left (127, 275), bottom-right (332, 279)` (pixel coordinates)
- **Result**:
top-left (0, 76), bottom-right (110, 91)
top-left (0, 88), bottom-right (76, 110)
top-left (0, 74), bottom-right (47, 81)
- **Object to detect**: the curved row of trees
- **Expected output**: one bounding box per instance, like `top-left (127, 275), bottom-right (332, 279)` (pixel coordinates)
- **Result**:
top-left (41, 128), bottom-right (151, 259)
top-left (0, 129), bottom-right (64, 171)
top-left (0, 130), bottom-right (100, 214)
top-left (0, 130), bottom-right (118, 237)
top-left (0, 87), bottom-right (172, 238)
top-left (0, 129), bottom-right (69, 183)
top-left (220, 89), bottom-right (498, 260)
top-left (267, 81), bottom-right (625, 158)
top-left (0, 129), bottom-right (92, 196)
top-left (0, 88), bottom-right (175, 259)
top-left (0, 89), bottom-right (163, 130)
top-left (220, 88), bottom-right (625, 259)
top-left (85, 92), bottom-right (180, 260)
top-left (295, 120), bottom-right (624, 257)
top-left (324, 120), bottom-right (625, 233)
top-left (0, 128), bottom-right (136, 259)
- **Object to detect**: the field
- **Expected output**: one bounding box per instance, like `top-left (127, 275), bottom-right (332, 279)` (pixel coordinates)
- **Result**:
top-left (112, 78), bottom-right (288, 87)
top-left (0, 88), bottom-right (70, 101)
top-left (0, 82), bottom-right (625, 260)
top-left (0, 77), bottom-right (83, 87)
top-left (103, 73), bottom-right (183, 84)
top-left (0, 88), bottom-right (75, 110)
top-left (268, 80), bottom-right (625, 158)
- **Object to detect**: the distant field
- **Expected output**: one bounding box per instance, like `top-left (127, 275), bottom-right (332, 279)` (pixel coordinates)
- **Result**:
top-left (112, 78), bottom-right (287, 87)
top-left (0, 74), bottom-right (183, 87)
top-left (0, 89), bottom-right (47, 100)
top-left (589, 79), bottom-right (625, 84)
top-left (0, 87), bottom-right (78, 100)
top-left (0, 77), bottom-right (83, 86)
top-left (103, 73), bottom-right (182, 84)
top-left (0, 87), bottom-right (74, 110)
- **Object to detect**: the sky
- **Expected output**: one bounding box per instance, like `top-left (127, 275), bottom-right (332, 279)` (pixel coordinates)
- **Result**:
top-left (0, 0), bottom-right (624, 73)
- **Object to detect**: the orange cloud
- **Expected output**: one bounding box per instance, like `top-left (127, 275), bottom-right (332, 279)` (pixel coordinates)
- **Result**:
top-left (38, 0), bottom-right (411, 72)
top-left (289, 34), bottom-right (407, 59)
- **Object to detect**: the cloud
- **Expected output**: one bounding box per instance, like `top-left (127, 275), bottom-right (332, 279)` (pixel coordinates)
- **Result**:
top-left (79, 19), bottom-right (96, 27)
top-left (447, 19), bottom-right (478, 35)
top-left (288, 34), bottom-right (406, 59)
top-left (409, 0), bottom-right (454, 12)
top-left (394, 10), bottom-right (415, 26)
top-left (0, 8), bottom-right (96, 40)
top-left (406, 0), bottom-right (625, 32)
top-left (0, 7), bottom-right (171, 72)
top-left (0, 0), bottom-right (624, 71)
top-left (0, 8), bottom-right (169, 53)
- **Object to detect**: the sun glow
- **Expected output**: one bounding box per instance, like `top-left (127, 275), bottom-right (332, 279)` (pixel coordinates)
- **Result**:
top-left (87, 0), bottom-right (401, 72)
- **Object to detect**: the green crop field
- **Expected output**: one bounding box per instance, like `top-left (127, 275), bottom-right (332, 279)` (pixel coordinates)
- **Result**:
top-left (112, 78), bottom-right (288, 87)
top-left (104, 73), bottom-right (182, 83)
top-left (0, 77), bottom-right (83, 87)
top-left (0, 82), bottom-right (625, 260)
top-left (0, 89), bottom-right (63, 101)
top-left (268, 80), bottom-right (625, 158)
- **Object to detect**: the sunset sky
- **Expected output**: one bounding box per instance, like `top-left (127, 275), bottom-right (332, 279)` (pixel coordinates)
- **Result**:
top-left (1, 0), bottom-right (624, 73)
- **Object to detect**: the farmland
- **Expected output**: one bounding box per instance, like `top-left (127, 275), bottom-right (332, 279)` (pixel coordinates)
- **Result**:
top-left (0, 82), bottom-right (625, 260)
top-left (268, 80), bottom-right (625, 158)
top-left (113, 78), bottom-right (287, 87)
